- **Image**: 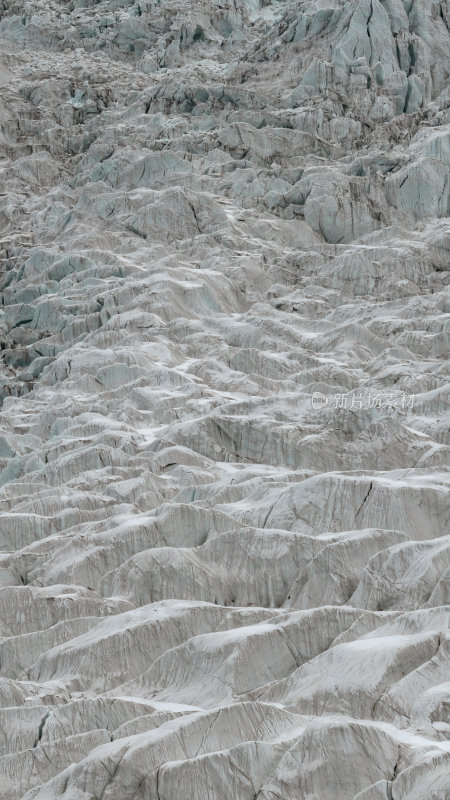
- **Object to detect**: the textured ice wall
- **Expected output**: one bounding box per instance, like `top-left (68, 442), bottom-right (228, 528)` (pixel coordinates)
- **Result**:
top-left (0, 0), bottom-right (449, 797)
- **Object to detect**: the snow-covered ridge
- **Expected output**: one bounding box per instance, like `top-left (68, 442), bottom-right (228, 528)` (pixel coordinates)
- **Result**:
top-left (0, 0), bottom-right (449, 797)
